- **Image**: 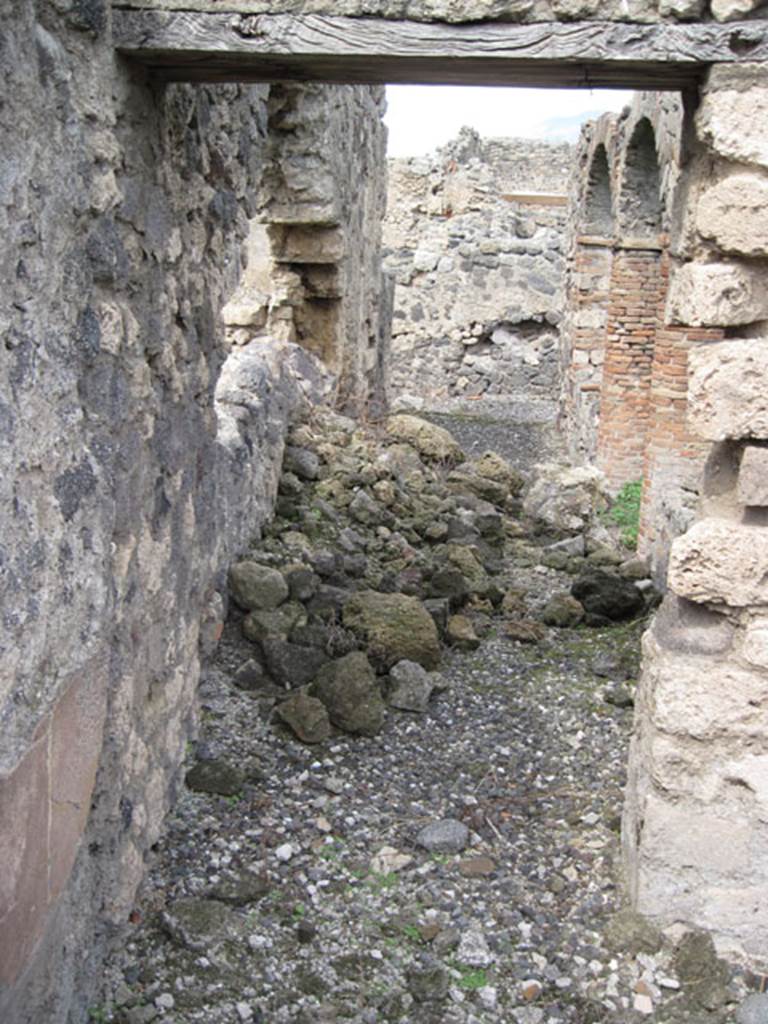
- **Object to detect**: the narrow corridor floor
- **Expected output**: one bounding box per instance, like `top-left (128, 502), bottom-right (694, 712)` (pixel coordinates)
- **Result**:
top-left (100, 412), bottom-right (749, 1024)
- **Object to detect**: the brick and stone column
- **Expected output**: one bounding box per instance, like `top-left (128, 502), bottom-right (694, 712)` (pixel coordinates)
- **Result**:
top-left (561, 236), bottom-right (614, 461)
top-left (595, 243), bottom-right (666, 489)
top-left (637, 320), bottom-right (723, 582)
top-left (624, 63), bottom-right (768, 966)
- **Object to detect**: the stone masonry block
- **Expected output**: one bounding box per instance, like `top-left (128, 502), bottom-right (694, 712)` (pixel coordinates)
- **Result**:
top-left (640, 791), bottom-right (751, 875)
top-left (696, 174), bottom-right (768, 257)
top-left (711, 0), bottom-right (764, 20)
top-left (641, 631), bottom-right (768, 739)
top-left (697, 74), bottom-right (768, 169)
top-left (738, 445), bottom-right (768, 506)
top-left (667, 263), bottom-right (768, 327)
top-left (668, 518), bottom-right (768, 608)
top-left (688, 338), bottom-right (768, 441)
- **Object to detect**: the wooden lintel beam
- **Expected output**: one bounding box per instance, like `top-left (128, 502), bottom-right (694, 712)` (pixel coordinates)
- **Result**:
top-left (111, 10), bottom-right (768, 89)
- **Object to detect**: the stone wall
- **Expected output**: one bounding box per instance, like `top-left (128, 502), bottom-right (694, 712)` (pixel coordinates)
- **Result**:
top-left (0, 5), bottom-right (385, 1020)
top-left (623, 64), bottom-right (768, 967)
top-left (384, 129), bottom-right (570, 408)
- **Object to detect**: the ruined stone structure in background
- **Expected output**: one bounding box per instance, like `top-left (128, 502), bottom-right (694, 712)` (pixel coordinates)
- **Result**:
top-left (560, 93), bottom-right (724, 582)
top-left (4, 0), bottom-right (768, 1020)
top-left (224, 83), bottom-right (391, 413)
top-left (384, 129), bottom-right (569, 411)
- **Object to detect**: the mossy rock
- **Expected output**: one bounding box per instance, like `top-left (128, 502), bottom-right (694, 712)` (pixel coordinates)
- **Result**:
top-left (342, 590), bottom-right (441, 671)
top-left (311, 651), bottom-right (386, 736)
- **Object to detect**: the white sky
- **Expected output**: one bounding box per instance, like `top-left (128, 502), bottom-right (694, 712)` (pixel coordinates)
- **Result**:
top-left (384, 85), bottom-right (635, 157)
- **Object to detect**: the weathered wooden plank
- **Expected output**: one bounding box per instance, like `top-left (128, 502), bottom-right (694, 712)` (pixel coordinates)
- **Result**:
top-left (112, 10), bottom-right (768, 88)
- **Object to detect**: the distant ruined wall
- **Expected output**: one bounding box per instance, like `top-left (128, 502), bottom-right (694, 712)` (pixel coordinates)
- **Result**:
top-left (0, 4), bottom-right (386, 1021)
top-left (384, 129), bottom-right (570, 408)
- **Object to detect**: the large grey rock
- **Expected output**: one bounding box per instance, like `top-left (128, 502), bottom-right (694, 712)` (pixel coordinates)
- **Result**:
top-left (696, 174), bottom-right (768, 257)
top-left (387, 660), bottom-right (437, 712)
top-left (311, 652), bottom-right (386, 736)
top-left (697, 73), bottom-right (768, 169)
top-left (284, 445), bottom-right (320, 481)
top-left (229, 561), bottom-right (289, 611)
top-left (342, 590), bottom-right (441, 671)
top-left (416, 818), bottom-right (469, 854)
top-left (523, 462), bottom-right (607, 532)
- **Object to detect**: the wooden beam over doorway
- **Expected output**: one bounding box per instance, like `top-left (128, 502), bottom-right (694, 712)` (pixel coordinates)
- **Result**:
top-left (112, 10), bottom-right (768, 89)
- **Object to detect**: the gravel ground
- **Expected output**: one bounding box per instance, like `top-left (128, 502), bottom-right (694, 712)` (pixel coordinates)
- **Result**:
top-left (97, 414), bottom-right (752, 1024)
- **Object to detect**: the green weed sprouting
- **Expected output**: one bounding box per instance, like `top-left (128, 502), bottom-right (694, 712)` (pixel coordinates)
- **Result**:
top-left (604, 480), bottom-right (642, 550)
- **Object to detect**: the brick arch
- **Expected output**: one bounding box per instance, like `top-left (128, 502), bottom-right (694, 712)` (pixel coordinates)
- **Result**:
top-left (584, 143), bottom-right (614, 237)
top-left (595, 117), bottom-right (667, 490)
top-left (619, 116), bottom-right (663, 240)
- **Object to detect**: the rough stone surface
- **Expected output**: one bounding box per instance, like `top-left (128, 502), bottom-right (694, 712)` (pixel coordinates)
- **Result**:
top-left (229, 562), bottom-right (289, 611)
top-left (711, 0), bottom-right (765, 18)
top-left (274, 692), bottom-right (332, 744)
top-left (523, 462), bottom-right (608, 532)
top-left (736, 993), bottom-right (768, 1024)
top-left (696, 174), bottom-right (768, 257)
top-left (668, 518), bottom-right (768, 608)
top-left (415, 818), bottom-right (470, 854)
top-left (688, 339), bottom-right (768, 441)
top-left (385, 414), bottom-right (464, 465)
top-left (667, 263), bottom-right (768, 327)
top-left (738, 445), bottom-right (768, 506)
top-left (311, 652), bottom-right (387, 736)
top-left (386, 660), bottom-right (437, 712)
top-left (541, 593), bottom-right (585, 627)
top-left (342, 590), bottom-right (442, 671)
top-left (697, 73), bottom-right (768, 170)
